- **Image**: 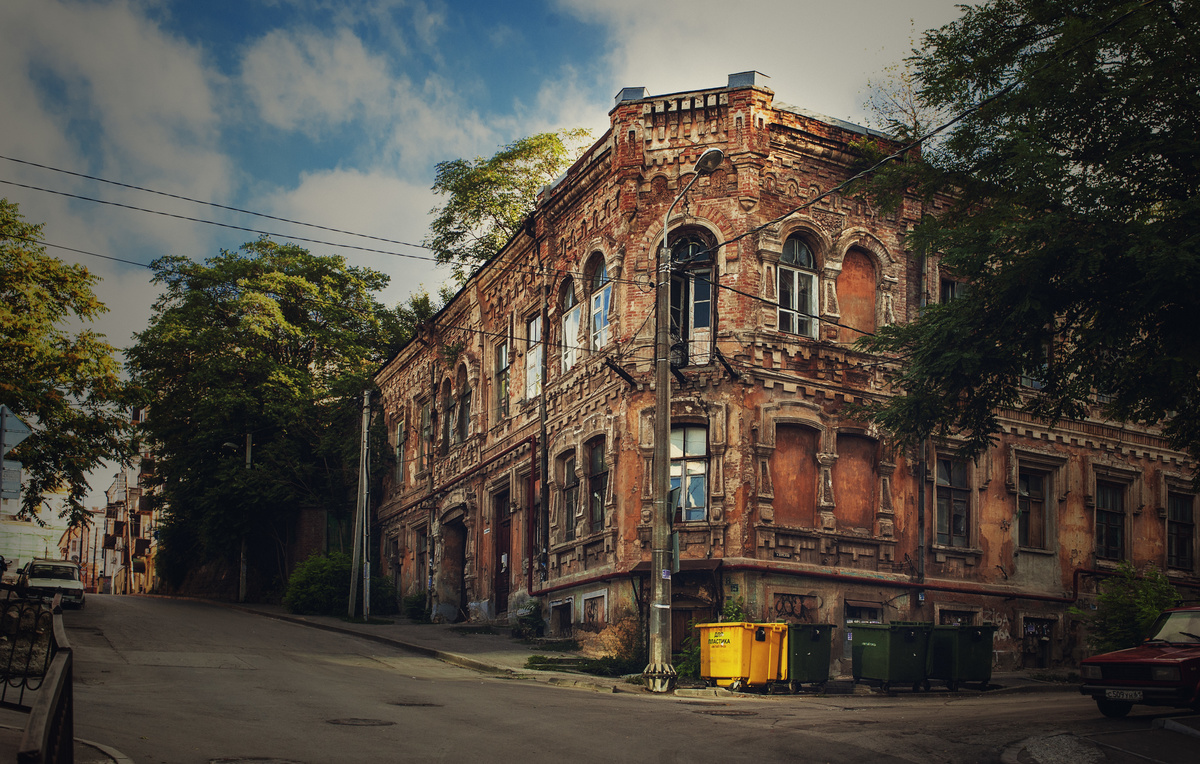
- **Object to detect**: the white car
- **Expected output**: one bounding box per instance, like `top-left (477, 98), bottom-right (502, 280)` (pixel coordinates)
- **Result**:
top-left (19, 559), bottom-right (86, 609)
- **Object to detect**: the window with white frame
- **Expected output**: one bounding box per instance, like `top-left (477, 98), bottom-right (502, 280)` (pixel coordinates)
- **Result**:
top-left (1095, 481), bottom-right (1125, 561)
top-left (671, 426), bottom-right (708, 523)
top-left (587, 256), bottom-right (612, 350)
top-left (526, 314), bottom-right (543, 399)
top-left (936, 458), bottom-right (971, 547)
top-left (561, 281), bottom-right (580, 371)
top-left (778, 234), bottom-right (817, 337)
top-left (669, 233), bottom-right (714, 366)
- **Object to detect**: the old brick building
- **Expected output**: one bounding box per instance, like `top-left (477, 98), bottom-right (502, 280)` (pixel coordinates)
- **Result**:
top-left (374, 73), bottom-right (1198, 674)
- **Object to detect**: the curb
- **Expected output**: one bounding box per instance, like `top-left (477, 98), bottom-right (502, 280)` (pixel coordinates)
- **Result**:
top-left (1155, 717), bottom-right (1200, 739)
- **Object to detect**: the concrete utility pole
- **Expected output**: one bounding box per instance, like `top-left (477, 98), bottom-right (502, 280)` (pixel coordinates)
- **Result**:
top-left (348, 390), bottom-right (371, 619)
top-left (644, 147), bottom-right (724, 693)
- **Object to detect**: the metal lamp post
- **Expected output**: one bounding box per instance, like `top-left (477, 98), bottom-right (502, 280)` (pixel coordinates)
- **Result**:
top-left (644, 146), bottom-right (724, 693)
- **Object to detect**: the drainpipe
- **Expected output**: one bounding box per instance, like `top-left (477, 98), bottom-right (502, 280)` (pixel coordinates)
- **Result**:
top-left (538, 271), bottom-right (550, 584)
top-left (916, 245), bottom-right (927, 587)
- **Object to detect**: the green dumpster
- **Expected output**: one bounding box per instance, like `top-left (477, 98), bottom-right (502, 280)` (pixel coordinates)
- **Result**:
top-left (928, 624), bottom-right (996, 691)
top-left (851, 621), bottom-right (933, 692)
top-left (783, 624), bottom-right (836, 692)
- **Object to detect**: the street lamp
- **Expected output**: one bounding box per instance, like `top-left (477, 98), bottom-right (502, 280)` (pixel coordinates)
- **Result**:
top-left (644, 146), bottom-right (724, 693)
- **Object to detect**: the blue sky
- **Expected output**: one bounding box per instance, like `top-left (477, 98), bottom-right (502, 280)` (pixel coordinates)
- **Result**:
top-left (0, 0), bottom-right (963, 503)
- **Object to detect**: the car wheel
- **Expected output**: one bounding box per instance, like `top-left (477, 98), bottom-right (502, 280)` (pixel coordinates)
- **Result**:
top-left (1096, 699), bottom-right (1133, 718)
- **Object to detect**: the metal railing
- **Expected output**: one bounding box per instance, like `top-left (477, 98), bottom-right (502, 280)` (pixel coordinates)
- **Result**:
top-left (1, 588), bottom-right (74, 763)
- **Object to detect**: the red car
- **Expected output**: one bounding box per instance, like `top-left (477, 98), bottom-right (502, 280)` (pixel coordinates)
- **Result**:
top-left (1079, 607), bottom-right (1200, 718)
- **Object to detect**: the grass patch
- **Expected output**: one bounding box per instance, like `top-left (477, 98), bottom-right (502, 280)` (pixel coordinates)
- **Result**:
top-left (526, 654), bottom-right (644, 677)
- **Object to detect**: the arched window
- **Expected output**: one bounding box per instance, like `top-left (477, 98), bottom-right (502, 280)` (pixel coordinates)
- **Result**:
top-left (560, 280), bottom-right (581, 371)
top-left (559, 450), bottom-right (579, 542)
top-left (455, 364), bottom-right (471, 443)
top-left (670, 231), bottom-right (715, 366)
top-left (586, 255), bottom-right (612, 350)
top-left (439, 379), bottom-right (453, 455)
top-left (779, 235), bottom-right (817, 337)
top-left (586, 437), bottom-right (608, 532)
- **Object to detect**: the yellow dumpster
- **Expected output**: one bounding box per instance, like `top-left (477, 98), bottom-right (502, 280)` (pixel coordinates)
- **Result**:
top-left (698, 622), bottom-right (788, 691)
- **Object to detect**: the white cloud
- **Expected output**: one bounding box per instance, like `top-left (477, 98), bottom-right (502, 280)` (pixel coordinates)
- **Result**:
top-left (254, 168), bottom-right (454, 307)
top-left (552, 0), bottom-right (963, 125)
top-left (241, 27), bottom-right (395, 135)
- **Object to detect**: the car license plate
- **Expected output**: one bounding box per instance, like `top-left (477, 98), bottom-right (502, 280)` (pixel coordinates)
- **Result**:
top-left (1105, 689), bottom-right (1142, 701)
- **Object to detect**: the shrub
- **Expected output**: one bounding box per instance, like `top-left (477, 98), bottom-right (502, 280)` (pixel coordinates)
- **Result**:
top-left (282, 552), bottom-right (398, 616)
top-left (1072, 561), bottom-right (1180, 652)
top-left (403, 590), bottom-right (431, 622)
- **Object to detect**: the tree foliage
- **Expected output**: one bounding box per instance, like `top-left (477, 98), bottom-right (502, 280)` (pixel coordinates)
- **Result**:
top-left (854, 0), bottom-right (1200, 465)
top-left (425, 129), bottom-right (590, 283)
top-left (0, 198), bottom-right (132, 525)
top-left (126, 239), bottom-right (412, 590)
top-left (1073, 561), bottom-right (1180, 653)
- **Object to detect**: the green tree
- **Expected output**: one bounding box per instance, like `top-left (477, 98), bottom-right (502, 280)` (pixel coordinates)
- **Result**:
top-left (425, 129), bottom-right (590, 283)
top-left (126, 239), bottom-right (409, 592)
top-left (854, 0), bottom-right (1200, 465)
top-left (1073, 561), bottom-right (1180, 652)
top-left (0, 198), bottom-right (132, 526)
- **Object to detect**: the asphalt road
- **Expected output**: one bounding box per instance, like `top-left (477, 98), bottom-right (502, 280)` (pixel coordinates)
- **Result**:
top-left (63, 596), bottom-right (1195, 763)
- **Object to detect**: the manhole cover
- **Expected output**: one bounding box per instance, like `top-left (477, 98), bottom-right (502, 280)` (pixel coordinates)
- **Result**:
top-left (326, 718), bottom-right (396, 727)
top-left (389, 700), bottom-right (441, 707)
top-left (695, 709), bottom-right (758, 717)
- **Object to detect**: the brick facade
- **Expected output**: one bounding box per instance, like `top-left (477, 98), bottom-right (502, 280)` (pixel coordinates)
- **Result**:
top-left (374, 73), bottom-right (1199, 674)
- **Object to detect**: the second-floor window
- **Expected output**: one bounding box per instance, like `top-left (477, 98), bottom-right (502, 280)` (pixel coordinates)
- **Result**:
top-left (456, 374), bottom-right (471, 443)
top-left (419, 401), bottom-right (431, 473)
top-left (561, 453), bottom-right (578, 542)
top-left (395, 419), bottom-right (407, 487)
top-left (778, 235), bottom-right (817, 337)
top-left (936, 458), bottom-right (971, 547)
top-left (526, 314), bottom-right (543, 399)
top-left (588, 256), bottom-right (612, 350)
top-left (1168, 493), bottom-right (1194, 570)
top-left (561, 282), bottom-right (580, 372)
top-left (495, 341), bottom-right (510, 419)
top-left (587, 438), bottom-right (608, 533)
top-left (670, 234), bottom-right (713, 366)
top-left (1095, 481), bottom-right (1125, 561)
top-left (1018, 468), bottom-right (1047, 549)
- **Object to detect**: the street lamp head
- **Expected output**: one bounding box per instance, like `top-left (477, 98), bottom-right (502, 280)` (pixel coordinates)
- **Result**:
top-left (693, 147), bottom-right (725, 175)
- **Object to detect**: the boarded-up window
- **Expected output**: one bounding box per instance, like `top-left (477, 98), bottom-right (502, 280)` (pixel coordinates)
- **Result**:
top-left (833, 434), bottom-right (877, 530)
top-left (837, 249), bottom-right (876, 343)
top-left (772, 425), bottom-right (819, 527)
